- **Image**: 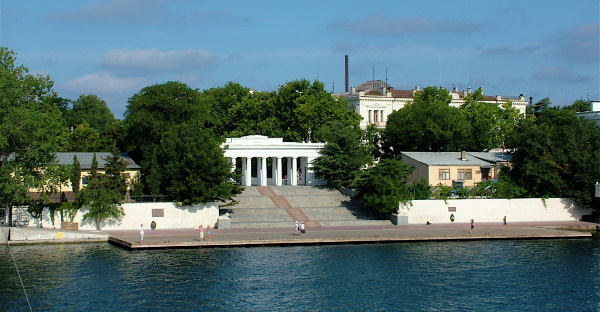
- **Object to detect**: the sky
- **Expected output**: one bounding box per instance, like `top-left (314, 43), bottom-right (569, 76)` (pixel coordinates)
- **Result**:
top-left (1, 0), bottom-right (598, 118)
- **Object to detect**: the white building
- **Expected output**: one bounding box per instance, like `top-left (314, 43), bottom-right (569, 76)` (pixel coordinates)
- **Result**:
top-left (577, 101), bottom-right (600, 126)
top-left (335, 80), bottom-right (528, 129)
top-left (222, 135), bottom-right (326, 186)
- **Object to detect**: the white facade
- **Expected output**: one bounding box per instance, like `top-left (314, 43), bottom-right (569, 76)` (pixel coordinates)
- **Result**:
top-left (397, 198), bottom-right (592, 224)
top-left (338, 83), bottom-right (528, 129)
top-left (21, 202), bottom-right (219, 230)
top-left (222, 135), bottom-right (326, 186)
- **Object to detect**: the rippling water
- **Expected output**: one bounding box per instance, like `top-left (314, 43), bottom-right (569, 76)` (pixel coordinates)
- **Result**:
top-left (1, 236), bottom-right (599, 311)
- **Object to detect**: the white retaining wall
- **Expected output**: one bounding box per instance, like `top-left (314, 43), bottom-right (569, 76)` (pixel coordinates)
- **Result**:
top-left (23, 202), bottom-right (219, 230)
top-left (398, 198), bottom-right (593, 224)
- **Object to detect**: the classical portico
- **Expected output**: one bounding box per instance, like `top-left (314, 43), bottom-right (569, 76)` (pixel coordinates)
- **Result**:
top-left (222, 135), bottom-right (325, 186)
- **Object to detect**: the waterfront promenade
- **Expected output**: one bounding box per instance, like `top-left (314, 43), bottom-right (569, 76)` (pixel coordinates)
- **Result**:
top-left (104, 220), bottom-right (597, 250)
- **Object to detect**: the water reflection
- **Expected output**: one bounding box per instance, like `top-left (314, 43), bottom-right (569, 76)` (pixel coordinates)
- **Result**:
top-left (0, 237), bottom-right (599, 311)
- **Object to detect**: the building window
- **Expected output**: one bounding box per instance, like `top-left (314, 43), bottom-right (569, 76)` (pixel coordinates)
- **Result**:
top-left (82, 176), bottom-right (89, 186)
top-left (439, 169), bottom-right (450, 180)
top-left (458, 169), bottom-right (472, 180)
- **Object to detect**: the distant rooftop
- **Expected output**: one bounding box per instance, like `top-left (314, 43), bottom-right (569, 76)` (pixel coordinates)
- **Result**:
top-left (53, 152), bottom-right (140, 170)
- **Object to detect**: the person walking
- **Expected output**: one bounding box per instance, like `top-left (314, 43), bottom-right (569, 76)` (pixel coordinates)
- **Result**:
top-left (300, 221), bottom-right (305, 235)
top-left (294, 221), bottom-right (299, 235)
top-left (502, 216), bottom-right (508, 230)
top-left (470, 219), bottom-right (476, 233)
top-left (199, 225), bottom-right (205, 241)
top-left (139, 224), bottom-right (145, 241)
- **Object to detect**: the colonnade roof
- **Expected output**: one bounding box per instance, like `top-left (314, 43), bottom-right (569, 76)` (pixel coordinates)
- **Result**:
top-left (222, 135), bottom-right (324, 158)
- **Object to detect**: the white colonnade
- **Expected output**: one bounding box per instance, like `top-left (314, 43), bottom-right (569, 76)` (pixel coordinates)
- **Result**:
top-left (222, 135), bottom-right (325, 186)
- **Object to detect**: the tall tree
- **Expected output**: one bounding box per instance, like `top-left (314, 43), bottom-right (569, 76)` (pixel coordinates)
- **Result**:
top-left (353, 159), bottom-right (414, 215)
top-left (79, 152), bottom-right (127, 230)
top-left (0, 48), bottom-right (68, 223)
top-left (66, 94), bottom-right (117, 132)
top-left (383, 86), bottom-right (469, 156)
top-left (155, 122), bottom-right (243, 205)
top-left (506, 108), bottom-right (600, 207)
top-left (311, 121), bottom-right (372, 188)
top-left (202, 81), bottom-right (251, 135)
top-left (123, 81), bottom-right (214, 193)
top-left (460, 88), bottom-right (522, 151)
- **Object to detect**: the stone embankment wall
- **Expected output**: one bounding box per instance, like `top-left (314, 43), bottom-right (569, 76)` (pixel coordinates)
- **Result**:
top-left (396, 198), bottom-right (593, 224)
top-left (22, 202), bottom-right (219, 231)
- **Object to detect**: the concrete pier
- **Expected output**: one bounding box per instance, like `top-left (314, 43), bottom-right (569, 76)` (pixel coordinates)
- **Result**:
top-left (2, 221), bottom-right (596, 249)
top-left (104, 221), bottom-right (597, 250)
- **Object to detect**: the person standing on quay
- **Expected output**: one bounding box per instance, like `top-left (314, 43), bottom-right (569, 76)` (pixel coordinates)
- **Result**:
top-left (300, 221), bottom-right (305, 235)
top-left (139, 224), bottom-right (145, 241)
top-left (502, 216), bottom-right (508, 230)
top-left (206, 226), bottom-right (211, 241)
top-left (199, 225), bottom-right (205, 241)
top-left (470, 219), bottom-right (476, 233)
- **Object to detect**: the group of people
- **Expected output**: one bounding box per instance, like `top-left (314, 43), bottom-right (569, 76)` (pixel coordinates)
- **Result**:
top-left (198, 225), bottom-right (211, 241)
top-left (469, 216), bottom-right (508, 233)
top-left (294, 221), bottom-right (305, 235)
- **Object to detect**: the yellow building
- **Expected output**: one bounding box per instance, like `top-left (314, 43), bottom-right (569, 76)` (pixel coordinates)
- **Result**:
top-left (401, 151), bottom-right (511, 188)
top-left (30, 152), bottom-right (141, 202)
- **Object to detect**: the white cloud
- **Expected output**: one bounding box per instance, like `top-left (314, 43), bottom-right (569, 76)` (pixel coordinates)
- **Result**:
top-left (102, 48), bottom-right (218, 75)
top-left (61, 72), bottom-right (149, 95)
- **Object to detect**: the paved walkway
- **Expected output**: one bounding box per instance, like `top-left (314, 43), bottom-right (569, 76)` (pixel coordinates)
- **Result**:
top-left (105, 221), bottom-right (598, 250)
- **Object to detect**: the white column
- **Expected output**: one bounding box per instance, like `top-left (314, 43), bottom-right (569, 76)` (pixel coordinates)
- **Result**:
top-left (276, 157), bottom-right (283, 186)
top-left (242, 157), bottom-right (252, 186)
top-left (271, 157), bottom-right (278, 186)
top-left (291, 157), bottom-right (298, 186)
top-left (306, 156), bottom-right (316, 185)
top-left (286, 157), bottom-right (293, 185)
top-left (256, 157), bottom-right (263, 186)
top-left (259, 157), bottom-right (267, 186)
top-left (298, 157), bottom-right (306, 185)
top-left (368, 110), bottom-right (372, 123)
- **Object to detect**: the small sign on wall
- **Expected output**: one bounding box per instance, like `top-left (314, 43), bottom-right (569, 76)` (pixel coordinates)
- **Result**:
top-left (152, 209), bottom-right (164, 217)
top-left (448, 207), bottom-right (456, 212)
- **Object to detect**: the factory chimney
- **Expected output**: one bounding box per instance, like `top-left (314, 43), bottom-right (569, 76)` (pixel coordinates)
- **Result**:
top-left (345, 55), bottom-right (349, 93)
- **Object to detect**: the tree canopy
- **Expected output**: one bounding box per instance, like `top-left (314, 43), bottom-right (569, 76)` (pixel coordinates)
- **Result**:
top-left (311, 121), bottom-right (372, 188)
top-left (383, 86), bottom-right (470, 156)
top-left (353, 159), bottom-right (414, 215)
top-left (0, 48), bottom-right (69, 212)
top-left (506, 107), bottom-right (600, 207)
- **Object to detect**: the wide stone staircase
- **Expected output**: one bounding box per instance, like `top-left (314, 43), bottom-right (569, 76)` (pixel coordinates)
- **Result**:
top-left (222, 186), bottom-right (392, 229)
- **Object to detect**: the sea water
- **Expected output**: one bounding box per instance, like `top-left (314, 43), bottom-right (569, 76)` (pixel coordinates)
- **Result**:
top-left (1, 236), bottom-right (599, 311)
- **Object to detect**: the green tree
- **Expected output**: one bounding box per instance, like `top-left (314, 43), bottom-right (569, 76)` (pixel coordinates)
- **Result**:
top-left (408, 178), bottom-right (432, 200)
top-left (311, 121), bottom-right (372, 188)
top-left (460, 88), bottom-right (522, 151)
top-left (506, 108), bottom-right (600, 206)
top-left (123, 81), bottom-right (214, 193)
top-left (0, 48), bottom-right (68, 223)
top-left (383, 86), bottom-right (470, 156)
top-left (155, 122), bottom-right (243, 205)
top-left (528, 97), bottom-right (551, 116)
top-left (274, 79), bottom-right (361, 142)
top-left (227, 90), bottom-right (282, 138)
top-left (563, 99), bottom-right (591, 112)
top-left (66, 94), bottom-right (118, 132)
top-left (353, 159), bottom-right (414, 215)
top-left (79, 152), bottom-right (127, 230)
top-left (202, 81), bottom-right (251, 135)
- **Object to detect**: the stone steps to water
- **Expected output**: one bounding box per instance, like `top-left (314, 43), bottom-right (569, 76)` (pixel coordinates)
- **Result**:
top-left (224, 186), bottom-right (391, 229)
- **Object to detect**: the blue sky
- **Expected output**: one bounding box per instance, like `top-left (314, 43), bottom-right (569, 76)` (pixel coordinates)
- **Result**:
top-left (1, 0), bottom-right (598, 118)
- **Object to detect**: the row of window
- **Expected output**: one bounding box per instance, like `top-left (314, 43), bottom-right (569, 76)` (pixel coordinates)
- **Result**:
top-left (439, 169), bottom-right (472, 180)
